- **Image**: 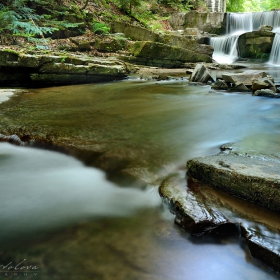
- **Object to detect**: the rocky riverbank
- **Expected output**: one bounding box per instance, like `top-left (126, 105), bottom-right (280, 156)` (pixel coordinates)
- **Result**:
top-left (160, 172), bottom-right (280, 273)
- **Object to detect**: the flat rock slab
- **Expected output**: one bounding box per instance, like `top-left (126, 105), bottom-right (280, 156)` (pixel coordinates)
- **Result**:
top-left (187, 154), bottom-right (280, 213)
top-left (222, 71), bottom-right (268, 86)
top-left (159, 175), bottom-right (237, 236)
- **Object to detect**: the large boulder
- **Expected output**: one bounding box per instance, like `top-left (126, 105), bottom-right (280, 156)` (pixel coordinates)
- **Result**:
top-left (222, 71), bottom-right (270, 86)
top-left (190, 63), bottom-right (214, 83)
top-left (252, 77), bottom-right (276, 92)
top-left (238, 27), bottom-right (275, 59)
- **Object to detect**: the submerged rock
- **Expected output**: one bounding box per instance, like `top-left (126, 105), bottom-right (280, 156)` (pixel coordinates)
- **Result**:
top-left (160, 171), bottom-right (280, 273)
top-left (253, 89), bottom-right (280, 98)
top-left (230, 83), bottom-right (249, 92)
top-left (211, 79), bottom-right (229, 90)
top-left (241, 224), bottom-right (280, 273)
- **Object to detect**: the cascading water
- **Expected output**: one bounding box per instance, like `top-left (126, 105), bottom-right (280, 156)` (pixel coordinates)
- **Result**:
top-left (269, 33), bottom-right (280, 65)
top-left (211, 11), bottom-right (280, 64)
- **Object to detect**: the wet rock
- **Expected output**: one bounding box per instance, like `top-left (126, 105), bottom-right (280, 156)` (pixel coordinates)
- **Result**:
top-left (152, 75), bottom-right (170, 81)
top-left (230, 83), bottom-right (249, 92)
top-left (159, 175), bottom-right (237, 236)
top-left (222, 71), bottom-right (269, 86)
top-left (187, 154), bottom-right (280, 213)
top-left (253, 89), bottom-right (280, 98)
top-left (190, 63), bottom-right (214, 83)
top-left (241, 224), bottom-right (280, 273)
top-left (252, 77), bottom-right (276, 93)
top-left (238, 28), bottom-right (275, 59)
top-left (0, 134), bottom-right (22, 145)
top-left (258, 25), bottom-right (273, 32)
top-left (211, 79), bottom-right (229, 90)
top-left (0, 49), bottom-right (130, 86)
top-left (128, 41), bottom-right (212, 68)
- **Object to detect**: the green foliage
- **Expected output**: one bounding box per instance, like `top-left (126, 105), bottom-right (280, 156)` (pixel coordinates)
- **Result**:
top-left (227, 0), bottom-right (280, 12)
top-left (0, 0), bottom-right (56, 37)
top-left (114, 0), bottom-right (142, 15)
top-left (92, 22), bottom-right (110, 34)
top-left (260, 0), bottom-right (280, 11)
top-left (226, 0), bottom-right (246, 12)
top-left (158, 0), bottom-right (193, 11)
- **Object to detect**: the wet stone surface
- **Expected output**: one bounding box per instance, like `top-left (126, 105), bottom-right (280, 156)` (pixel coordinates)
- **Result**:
top-left (160, 173), bottom-right (280, 273)
top-left (159, 175), bottom-right (238, 236)
top-left (187, 153), bottom-right (280, 213)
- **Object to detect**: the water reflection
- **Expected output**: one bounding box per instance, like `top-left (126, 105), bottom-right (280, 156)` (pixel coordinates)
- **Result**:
top-left (1, 76), bottom-right (280, 279)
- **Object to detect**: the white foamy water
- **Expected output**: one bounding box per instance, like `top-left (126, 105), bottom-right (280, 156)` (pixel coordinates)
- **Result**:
top-left (0, 89), bottom-right (17, 103)
top-left (0, 143), bottom-right (160, 239)
top-left (211, 11), bottom-right (280, 64)
top-left (269, 33), bottom-right (280, 65)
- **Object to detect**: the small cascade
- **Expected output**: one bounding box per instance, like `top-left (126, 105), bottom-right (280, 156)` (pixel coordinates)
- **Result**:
top-left (269, 33), bottom-right (280, 65)
top-left (211, 11), bottom-right (280, 64)
top-left (211, 35), bottom-right (239, 64)
top-left (226, 12), bottom-right (253, 34)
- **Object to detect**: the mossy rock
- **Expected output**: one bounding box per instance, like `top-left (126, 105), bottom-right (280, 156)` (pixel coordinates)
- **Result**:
top-left (95, 36), bottom-right (127, 53)
top-left (0, 49), bottom-right (19, 66)
top-left (238, 31), bottom-right (275, 59)
top-left (129, 41), bottom-right (212, 63)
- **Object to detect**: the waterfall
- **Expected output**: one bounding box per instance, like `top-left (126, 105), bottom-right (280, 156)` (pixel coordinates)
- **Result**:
top-left (211, 35), bottom-right (239, 64)
top-left (269, 33), bottom-right (280, 65)
top-left (211, 11), bottom-right (280, 64)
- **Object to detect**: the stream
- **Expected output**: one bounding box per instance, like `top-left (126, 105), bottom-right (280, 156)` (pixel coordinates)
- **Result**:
top-left (0, 64), bottom-right (280, 279)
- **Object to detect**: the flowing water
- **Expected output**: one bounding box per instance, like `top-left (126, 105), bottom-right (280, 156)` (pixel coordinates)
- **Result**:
top-left (269, 33), bottom-right (280, 65)
top-left (211, 11), bottom-right (280, 64)
top-left (0, 70), bottom-right (280, 279)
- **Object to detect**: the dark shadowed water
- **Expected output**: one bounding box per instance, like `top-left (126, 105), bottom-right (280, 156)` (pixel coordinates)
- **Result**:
top-left (0, 68), bottom-right (280, 279)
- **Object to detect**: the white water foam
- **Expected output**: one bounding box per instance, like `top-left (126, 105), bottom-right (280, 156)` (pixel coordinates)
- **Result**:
top-left (211, 11), bottom-right (280, 64)
top-left (0, 143), bottom-right (161, 240)
top-left (269, 33), bottom-right (280, 65)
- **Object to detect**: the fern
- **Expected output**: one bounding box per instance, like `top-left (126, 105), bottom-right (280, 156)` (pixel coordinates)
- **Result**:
top-left (0, 0), bottom-right (57, 37)
top-left (93, 22), bottom-right (110, 34)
